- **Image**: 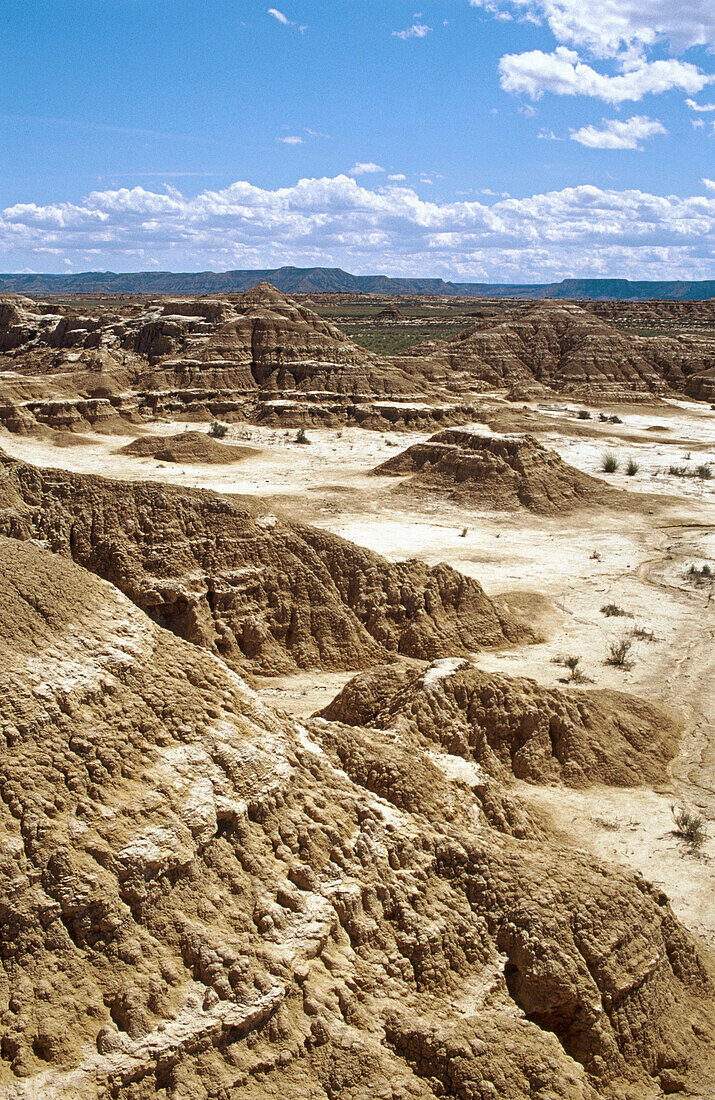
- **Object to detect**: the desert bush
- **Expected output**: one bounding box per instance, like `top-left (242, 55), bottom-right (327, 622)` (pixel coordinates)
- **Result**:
top-left (606, 635), bottom-right (633, 667)
top-left (590, 549), bottom-right (601, 561)
top-left (208, 421), bottom-right (228, 439)
top-left (601, 603), bottom-right (632, 618)
top-left (295, 427), bottom-right (310, 444)
top-left (626, 458), bottom-right (639, 476)
top-left (631, 624), bottom-right (656, 641)
top-left (602, 452), bottom-right (619, 473)
top-left (577, 409), bottom-right (591, 419)
top-left (696, 463), bottom-right (712, 480)
top-left (671, 805), bottom-right (707, 852)
top-left (666, 463), bottom-right (711, 479)
top-left (687, 563), bottom-right (713, 584)
top-left (599, 413), bottom-right (623, 424)
top-left (668, 464), bottom-right (690, 477)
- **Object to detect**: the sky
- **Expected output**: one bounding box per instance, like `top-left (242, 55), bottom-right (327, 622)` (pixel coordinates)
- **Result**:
top-left (1, 0), bottom-right (714, 281)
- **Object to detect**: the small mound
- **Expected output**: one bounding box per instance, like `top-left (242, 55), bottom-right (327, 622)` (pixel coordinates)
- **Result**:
top-left (318, 659), bottom-right (678, 788)
top-left (118, 430), bottom-right (259, 464)
top-left (374, 428), bottom-right (613, 512)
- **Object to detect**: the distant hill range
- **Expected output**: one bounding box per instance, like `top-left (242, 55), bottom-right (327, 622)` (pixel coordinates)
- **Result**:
top-left (1, 267), bottom-right (713, 300)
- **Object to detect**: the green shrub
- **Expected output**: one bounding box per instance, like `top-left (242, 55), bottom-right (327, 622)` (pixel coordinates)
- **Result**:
top-left (295, 427), bottom-right (310, 444)
top-left (602, 452), bottom-right (619, 473)
top-left (626, 458), bottom-right (639, 476)
top-left (208, 421), bottom-right (228, 439)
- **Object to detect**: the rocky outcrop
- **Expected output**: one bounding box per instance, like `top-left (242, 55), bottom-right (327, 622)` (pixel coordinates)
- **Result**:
top-left (0, 539), bottom-right (711, 1098)
top-left (318, 659), bottom-right (679, 788)
top-left (0, 449), bottom-right (524, 675)
top-left (117, 431), bottom-right (259, 464)
top-left (374, 428), bottom-right (613, 512)
top-left (403, 300), bottom-right (715, 400)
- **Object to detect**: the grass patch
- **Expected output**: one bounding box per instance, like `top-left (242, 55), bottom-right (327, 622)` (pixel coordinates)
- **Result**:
top-left (626, 458), bottom-right (639, 476)
top-left (602, 452), bottom-right (619, 473)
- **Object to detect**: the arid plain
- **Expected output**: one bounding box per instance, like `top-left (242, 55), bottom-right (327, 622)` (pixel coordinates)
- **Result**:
top-left (0, 286), bottom-right (713, 1099)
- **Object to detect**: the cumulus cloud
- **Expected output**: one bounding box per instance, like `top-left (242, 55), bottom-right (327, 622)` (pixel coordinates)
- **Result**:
top-left (468, 0), bottom-right (715, 57)
top-left (686, 98), bottom-right (715, 112)
top-left (704, 178), bottom-right (715, 191)
top-left (392, 22), bottom-right (432, 39)
top-left (2, 175), bottom-right (714, 280)
top-left (388, 173), bottom-right (407, 181)
top-left (499, 47), bottom-right (711, 104)
top-left (348, 162), bottom-right (385, 176)
top-left (570, 115), bottom-right (666, 149)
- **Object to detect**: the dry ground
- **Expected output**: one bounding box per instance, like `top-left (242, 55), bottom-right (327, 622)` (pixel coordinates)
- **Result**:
top-left (1, 393), bottom-right (713, 951)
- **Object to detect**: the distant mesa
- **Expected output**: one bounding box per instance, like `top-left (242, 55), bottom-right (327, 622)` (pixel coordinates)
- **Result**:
top-left (117, 430), bottom-right (259, 464)
top-left (374, 428), bottom-right (616, 512)
top-left (1, 266), bottom-right (714, 300)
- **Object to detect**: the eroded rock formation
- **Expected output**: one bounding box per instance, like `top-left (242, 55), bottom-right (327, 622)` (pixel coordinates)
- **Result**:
top-left (0, 540), bottom-right (711, 1098)
top-left (0, 449), bottom-right (524, 675)
top-left (374, 429), bottom-right (613, 512)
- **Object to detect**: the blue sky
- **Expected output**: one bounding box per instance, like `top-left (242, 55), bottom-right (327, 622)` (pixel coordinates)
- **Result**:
top-left (1, 0), bottom-right (713, 279)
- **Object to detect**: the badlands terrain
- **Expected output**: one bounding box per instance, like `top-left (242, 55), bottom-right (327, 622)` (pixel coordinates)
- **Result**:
top-left (0, 284), bottom-right (713, 1099)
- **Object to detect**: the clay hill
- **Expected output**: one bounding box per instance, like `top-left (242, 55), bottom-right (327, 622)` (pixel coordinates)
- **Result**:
top-left (0, 448), bottom-right (525, 676)
top-left (117, 431), bottom-right (259, 465)
top-left (0, 537), bottom-right (712, 1098)
top-left (318, 659), bottom-right (678, 789)
top-left (375, 429), bottom-right (613, 512)
top-left (403, 300), bottom-right (715, 401)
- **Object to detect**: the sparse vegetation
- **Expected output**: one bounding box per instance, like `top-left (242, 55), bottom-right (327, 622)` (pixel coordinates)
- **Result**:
top-left (602, 452), bottom-right (619, 473)
top-left (208, 420), bottom-right (228, 439)
top-left (598, 412), bottom-right (623, 424)
top-left (564, 655), bottom-right (588, 683)
top-left (626, 458), bottom-right (639, 476)
top-left (606, 635), bottom-right (633, 667)
top-left (687, 563), bottom-right (713, 584)
top-left (460, 526), bottom-right (468, 537)
top-left (631, 624), bottom-right (657, 642)
top-left (667, 462), bottom-right (712, 479)
top-left (601, 603), bottom-right (632, 618)
top-left (577, 409), bottom-right (591, 419)
top-left (590, 549), bottom-right (601, 561)
top-left (295, 427), bottom-right (310, 444)
top-left (671, 805), bottom-right (707, 853)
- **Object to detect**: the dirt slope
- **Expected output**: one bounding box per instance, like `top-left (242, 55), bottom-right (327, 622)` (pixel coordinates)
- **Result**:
top-left (0, 448), bottom-right (524, 675)
top-left (0, 537), bottom-right (712, 1098)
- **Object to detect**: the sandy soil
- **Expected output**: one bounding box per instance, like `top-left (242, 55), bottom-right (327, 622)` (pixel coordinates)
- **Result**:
top-left (2, 398), bottom-right (713, 947)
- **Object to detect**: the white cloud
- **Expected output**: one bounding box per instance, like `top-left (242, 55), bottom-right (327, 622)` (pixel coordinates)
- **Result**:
top-left (277, 135), bottom-right (304, 144)
top-left (387, 173), bottom-right (407, 181)
top-left (570, 114), bottom-right (666, 149)
top-left (499, 47), bottom-right (711, 104)
top-left (392, 22), bottom-right (432, 39)
top-left (686, 98), bottom-right (715, 112)
top-left (704, 178), bottom-right (715, 191)
top-left (468, 0), bottom-right (715, 57)
top-left (267, 8), bottom-right (290, 25)
top-left (538, 128), bottom-right (562, 140)
top-left (2, 177), bottom-right (713, 280)
top-left (348, 162), bottom-right (385, 175)
top-left (691, 118), bottom-right (706, 129)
